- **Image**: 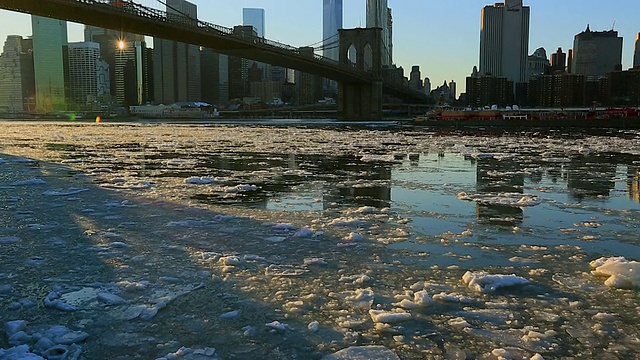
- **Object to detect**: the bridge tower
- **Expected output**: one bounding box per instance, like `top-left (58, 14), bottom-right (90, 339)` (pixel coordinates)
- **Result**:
top-left (338, 27), bottom-right (383, 121)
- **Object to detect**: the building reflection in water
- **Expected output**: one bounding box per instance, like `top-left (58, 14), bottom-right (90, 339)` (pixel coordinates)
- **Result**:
top-left (187, 152), bottom-right (391, 210)
top-left (566, 155), bottom-right (616, 200)
top-left (628, 166), bottom-right (640, 203)
top-left (474, 156), bottom-right (525, 225)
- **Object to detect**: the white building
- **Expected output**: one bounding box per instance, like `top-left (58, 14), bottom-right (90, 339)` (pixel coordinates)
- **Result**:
top-left (571, 25), bottom-right (622, 77)
top-left (366, 0), bottom-right (392, 66)
top-left (0, 35), bottom-right (34, 113)
top-left (479, 0), bottom-right (530, 84)
top-left (68, 42), bottom-right (101, 108)
top-left (527, 47), bottom-right (550, 81)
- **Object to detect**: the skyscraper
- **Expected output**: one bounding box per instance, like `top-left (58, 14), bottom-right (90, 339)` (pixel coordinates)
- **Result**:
top-left (84, 24), bottom-right (145, 103)
top-left (242, 8), bottom-right (268, 83)
top-left (67, 42), bottom-right (101, 109)
top-left (242, 8), bottom-right (265, 38)
top-left (571, 25), bottom-right (622, 77)
top-left (115, 40), bottom-right (149, 106)
top-left (634, 33), bottom-right (640, 69)
top-left (323, 0), bottom-right (342, 61)
top-left (479, 0), bottom-right (530, 84)
top-left (366, 0), bottom-right (392, 66)
top-left (153, 0), bottom-right (201, 104)
top-left (32, 15), bottom-right (68, 112)
top-left (551, 47), bottom-right (566, 73)
top-left (0, 35), bottom-right (34, 113)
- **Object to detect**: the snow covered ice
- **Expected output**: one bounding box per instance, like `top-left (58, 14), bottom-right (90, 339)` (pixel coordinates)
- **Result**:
top-left (0, 121), bottom-right (639, 359)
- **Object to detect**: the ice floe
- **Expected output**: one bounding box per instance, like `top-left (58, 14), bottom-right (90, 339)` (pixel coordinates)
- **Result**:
top-left (462, 271), bottom-right (530, 293)
top-left (457, 192), bottom-right (541, 207)
top-left (589, 256), bottom-right (640, 288)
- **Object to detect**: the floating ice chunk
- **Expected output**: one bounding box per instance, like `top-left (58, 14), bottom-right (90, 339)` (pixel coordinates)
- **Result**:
top-left (462, 271), bottom-right (530, 293)
top-left (272, 223), bottom-right (295, 230)
top-left (321, 346), bottom-right (400, 360)
top-left (42, 188), bottom-right (89, 196)
top-left (574, 221), bottom-right (602, 228)
top-left (343, 288), bottom-right (375, 309)
top-left (166, 219), bottom-right (216, 227)
top-left (303, 257), bottom-right (327, 266)
top-left (11, 178), bottom-right (46, 186)
top-left (5, 320), bottom-right (26, 338)
top-left (219, 256), bottom-right (241, 266)
top-left (328, 217), bottom-right (369, 227)
top-left (394, 290), bottom-right (433, 309)
top-left (265, 321), bottom-right (290, 332)
top-left (343, 232), bottom-right (366, 242)
top-left (185, 177), bottom-right (217, 185)
top-left (589, 256), bottom-right (640, 289)
top-left (293, 227), bottom-right (314, 237)
top-left (353, 206), bottom-right (377, 215)
top-left (308, 321), bottom-right (320, 332)
top-left (457, 192), bottom-right (540, 207)
top-left (265, 264), bottom-right (308, 276)
top-left (448, 317), bottom-right (472, 329)
top-left (220, 310), bottom-right (240, 319)
top-left (8, 331), bottom-right (31, 346)
top-left (592, 312), bottom-right (617, 322)
top-left (97, 292), bottom-right (126, 305)
top-left (530, 354), bottom-right (545, 360)
top-left (0, 344), bottom-right (44, 360)
top-left (0, 236), bottom-right (20, 244)
top-left (369, 310), bottom-right (412, 324)
top-left (339, 274), bottom-right (371, 284)
top-left (43, 291), bottom-right (76, 311)
top-left (223, 184), bottom-right (258, 193)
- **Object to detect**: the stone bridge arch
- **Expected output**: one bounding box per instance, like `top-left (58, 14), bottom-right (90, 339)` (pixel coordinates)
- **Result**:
top-left (337, 28), bottom-right (383, 120)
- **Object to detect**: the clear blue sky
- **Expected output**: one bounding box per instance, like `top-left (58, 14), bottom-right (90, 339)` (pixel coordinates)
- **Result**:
top-left (1, 0), bottom-right (639, 94)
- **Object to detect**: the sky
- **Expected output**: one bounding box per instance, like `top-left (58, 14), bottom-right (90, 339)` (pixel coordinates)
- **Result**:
top-left (1, 0), bottom-right (639, 95)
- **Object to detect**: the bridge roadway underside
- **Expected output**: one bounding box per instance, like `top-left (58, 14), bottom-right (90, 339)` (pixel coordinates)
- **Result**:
top-left (0, 0), bottom-right (423, 120)
top-left (0, 0), bottom-right (377, 81)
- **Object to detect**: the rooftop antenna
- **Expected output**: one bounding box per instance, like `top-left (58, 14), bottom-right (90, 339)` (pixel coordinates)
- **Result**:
top-left (612, 20), bottom-right (616, 30)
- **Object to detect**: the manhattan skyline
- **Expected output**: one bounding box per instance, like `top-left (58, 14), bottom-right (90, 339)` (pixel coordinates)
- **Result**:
top-left (1, 0), bottom-right (639, 95)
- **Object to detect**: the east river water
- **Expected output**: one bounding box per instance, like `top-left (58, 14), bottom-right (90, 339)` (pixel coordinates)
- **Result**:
top-left (0, 120), bottom-right (639, 360)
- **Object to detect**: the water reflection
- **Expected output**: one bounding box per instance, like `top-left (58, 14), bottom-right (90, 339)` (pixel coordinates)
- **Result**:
top-left (475, 156), bottom-right (525, 225)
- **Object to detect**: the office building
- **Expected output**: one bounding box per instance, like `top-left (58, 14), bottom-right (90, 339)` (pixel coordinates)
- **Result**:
top-left (0, 35), bottom-right (35, 113)
top-left (322, 0), bottom-right (342, 96)
top-left (84, 24), bottom-right (144, 103)
top-left (423, 77), bottom-right (431, 95)
top-left (115, 41), bottom-right (150, 106)
top-left (153, 0), bottom-right (201, 104)
top-left (67, 42), bottom-right (101, 108)
top-left (242, 8), bottom-right (269, 84)
top-left (449, 80), bottom-right (457, 100)
top-left (32, 15), bottom-right (68, 112)
top-left (228, 25), bottom-right (255, 100)
top-left (528, 74), bottom-right (585, 107)
top-left (551, 47), bottom-right (566, 73)
top-left (467, 67), bottom-right (514, 108)
top-left (201, 48), bottom-right (229, 107)
top-left (366, 0), bottom-right (392, 66)
top-left (527, 47), bottom-right (550, 81)
top-left (408, 65), bottom-right (422, 91)
top-left (634, 33), bottom-right (640, 69)
top-left (323, 0), bottom-right (342, 61)
top-left (479, 0), bottom-right (530, 84)
top-left (571, 25), bottom-right (622, 77)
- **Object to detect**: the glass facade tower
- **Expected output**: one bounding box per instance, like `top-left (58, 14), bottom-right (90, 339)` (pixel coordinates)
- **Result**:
top-left (323, 0), bottom-right (342, 62)
top-left (31, 15), bottom-right (68, 112)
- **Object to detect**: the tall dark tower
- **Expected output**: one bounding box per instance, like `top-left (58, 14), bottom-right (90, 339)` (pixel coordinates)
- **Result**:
top-left (550, 47), bottom-right (566, 73)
